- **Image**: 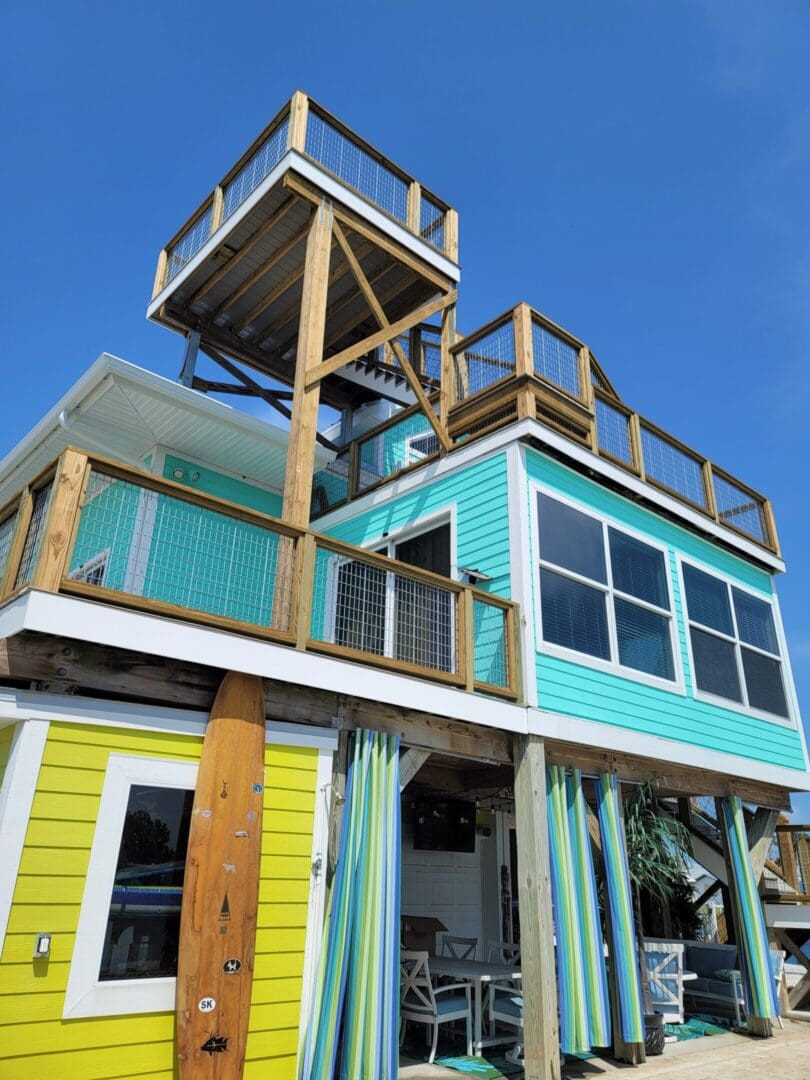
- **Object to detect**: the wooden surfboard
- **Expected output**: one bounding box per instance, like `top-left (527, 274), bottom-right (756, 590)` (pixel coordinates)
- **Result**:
top-left (177, 670), bottom-right (265, 1078)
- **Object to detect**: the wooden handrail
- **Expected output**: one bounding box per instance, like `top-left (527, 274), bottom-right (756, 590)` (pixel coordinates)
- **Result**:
top-left (7, 448), bottom-right (519, 700)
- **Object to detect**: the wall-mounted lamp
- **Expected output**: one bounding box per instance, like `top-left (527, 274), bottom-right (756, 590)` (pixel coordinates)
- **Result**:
top-left (459, 567), bottom-right (493, 586)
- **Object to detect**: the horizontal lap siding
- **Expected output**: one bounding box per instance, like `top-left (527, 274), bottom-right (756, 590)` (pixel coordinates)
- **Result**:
top-left (525, 448), bottom-right (807, 771)
top-left (321, 452), bottom-right (512, 599)
top-left (0, 722), bottom-right (318, 1079)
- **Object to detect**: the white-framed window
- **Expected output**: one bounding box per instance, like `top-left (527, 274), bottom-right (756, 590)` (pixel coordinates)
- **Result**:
top-left (680, 559), bottom-right (792, 724)
top-left (64, 754), bottom-right (197, 1019)
top-left (534, 487), bottom-right (681, 689)
top-left (69, 548), bottom-right (110, 587)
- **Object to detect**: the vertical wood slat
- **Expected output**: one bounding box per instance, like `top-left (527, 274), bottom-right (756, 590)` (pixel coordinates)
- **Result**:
top-left (294, 533), bottom-right (317, 650)
top-left (0, 489), bottom-right (33, 599)
top-left (288, 90), bottom-right (310, 153)
top-left (31, 449), bottom-right (89, 593)
top-left (407, 181), bottom-right (422, 234)
top-left (152, 248), bottom-right (168, 299)
top-left (762, 499), bottom-right (780, 557)
top-left (513, 302), bottom-right (536, 421)
top-left (579, 346), bottom-right (598, 451)
top-left (445, 208), bottom-right (459, 262)
top-left (439, 303), bottom-right (457, 432)
top-left (210, 185), bottom-right (225, 234)
top-left (703, 460), bottom-right (718, 521)
top-left (512, 734), bottom-right (561, 1080)
top-left (629, 412), bottom-right (646, 480)
top-left (461, 588), bottom-right (475, 691)
top-left (506, 604), bottom-right (521, 702)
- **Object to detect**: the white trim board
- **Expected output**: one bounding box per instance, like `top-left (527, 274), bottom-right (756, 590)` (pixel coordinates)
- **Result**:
top-left (0, 687), bottom-right (339, 752)
top-left (508, 443), bottom-right (538, 708)
top-left (528, 707), bottom-right (810, 794)
top-left (0, 590), bottom-right (526, 736)
top-left (0, 718), bottom-right (50, 951)
top-left (147, 151), bottom-right (459, 322)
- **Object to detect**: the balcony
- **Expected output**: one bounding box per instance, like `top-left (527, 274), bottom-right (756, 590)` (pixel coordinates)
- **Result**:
top-left (312, 302), bottom-right (779, 558)
top-left (0, 449), bottom-right (518, 700)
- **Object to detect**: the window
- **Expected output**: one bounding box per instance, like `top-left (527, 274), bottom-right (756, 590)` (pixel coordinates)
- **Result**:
top-left (64, 755), bottom-right (198, 1019)
top-left (405, 431), bottom-right (440, 464)
top-left (536, 492), bottom-right (676, 682)
top-left (69, 549), bottom-right (110, 587)
top-left (99, 784), bottom-right (193, 981)
top-left (682, 563), bottom-right (789, 719)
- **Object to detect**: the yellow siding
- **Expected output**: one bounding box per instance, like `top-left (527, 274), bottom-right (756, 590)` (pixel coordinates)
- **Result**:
top-left (0, 722), bottom-right (15, 790)
top-left (0, 720), bottom-right (320, 1079)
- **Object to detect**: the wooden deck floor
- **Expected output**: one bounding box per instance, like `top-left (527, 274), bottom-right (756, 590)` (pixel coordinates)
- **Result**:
top-left (400, 1018), bottom-right (810, 1079)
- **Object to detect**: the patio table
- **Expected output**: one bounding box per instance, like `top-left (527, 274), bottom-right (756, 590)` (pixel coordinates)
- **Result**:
top-left (426, 956), bottom-right (522, 1057)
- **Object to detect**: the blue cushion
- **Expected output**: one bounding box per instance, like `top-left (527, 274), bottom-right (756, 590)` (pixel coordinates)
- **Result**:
top-left (403, 992), bottom-right (468, 1018)
top-left (492, 992), bottom-right (523, 1019)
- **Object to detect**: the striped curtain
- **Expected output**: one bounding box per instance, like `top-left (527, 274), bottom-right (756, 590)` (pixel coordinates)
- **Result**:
top-left (596, 772), bottom-right (644, 1045)
top-left (299, 729), bottom-right (401, 1080)
top-left (718, 796), bottom-right (780, 1022)
top-left (547, 766), bottom-right (611, 1053)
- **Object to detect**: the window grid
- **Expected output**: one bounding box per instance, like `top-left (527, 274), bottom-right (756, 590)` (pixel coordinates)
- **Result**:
top-left (536, 492), bottom-right (677, 684)
top-left (682, 563), bottom-right (789, 720)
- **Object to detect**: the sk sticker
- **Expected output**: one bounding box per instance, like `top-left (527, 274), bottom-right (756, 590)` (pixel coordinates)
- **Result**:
top-left (198, 996), bottom-right (216, 1013)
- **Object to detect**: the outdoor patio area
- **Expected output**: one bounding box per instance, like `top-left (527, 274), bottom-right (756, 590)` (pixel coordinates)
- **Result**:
top-left (400, 1017), bottom-right (810, 1079)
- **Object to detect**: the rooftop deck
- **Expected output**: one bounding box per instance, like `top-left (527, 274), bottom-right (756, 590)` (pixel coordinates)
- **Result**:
top-left (0, 448), bottom-right (518, 700)
top-left (312, 302), bottom-right (779, 559)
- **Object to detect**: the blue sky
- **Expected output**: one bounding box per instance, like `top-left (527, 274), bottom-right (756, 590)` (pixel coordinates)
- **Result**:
top-left (2, 2), bottom-right (810, 809)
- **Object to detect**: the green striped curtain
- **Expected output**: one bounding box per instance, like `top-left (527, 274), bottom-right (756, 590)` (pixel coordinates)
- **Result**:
top-left (719, 796), bottom-right (779, 1022)
top-left (300, 729), bottom-right (401, 1079)
top-left (596, 772), bottom-right (644, 1045)
top-left (546, 766), bottom-right (611, 1053)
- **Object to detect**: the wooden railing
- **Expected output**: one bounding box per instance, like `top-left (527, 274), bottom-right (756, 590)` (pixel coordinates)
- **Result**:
top-left (769, 825), bottom-right (810, 902)
top-left (0, 449), bottom-right (518, 700)
top-left (153, 91), bottom-right (458, 295)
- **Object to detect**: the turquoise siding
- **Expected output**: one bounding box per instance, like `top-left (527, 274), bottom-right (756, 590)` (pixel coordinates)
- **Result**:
top-left (161, 455), bottom-right (283, 516)
top-left (70, 476), bottom-right (142, 590)
top-left (320, 452), bottom-right (511, 681)
top-left (525, 448), bottom-right (806, 771)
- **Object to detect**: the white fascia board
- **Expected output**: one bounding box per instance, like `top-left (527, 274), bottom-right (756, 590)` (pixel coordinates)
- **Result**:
top-left (147, 151), bottom-right (459, 322)
top-left (528, 706), bottom-right (810, 794)
top-left (9, 590), bottom-right (526, 737)
top-left (521, 421), bottom-right (784, 574)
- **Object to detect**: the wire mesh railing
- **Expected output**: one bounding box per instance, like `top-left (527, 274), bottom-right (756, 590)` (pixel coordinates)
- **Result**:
top-left (155, 93), bottom-right (457, 295)
top-left (0, 449), bottom-right (518, 699)
top-left (452, 318), bottom-right (517, 401)
top-left (772, 827), bottom-right (810, 899)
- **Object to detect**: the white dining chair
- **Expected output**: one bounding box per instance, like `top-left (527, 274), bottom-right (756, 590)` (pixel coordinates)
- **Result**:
top-left (440, 934), bottom-right (478, 960)
top-left (400, 950), bottom-right (473, 1063)
top-left (487, 940), bottom-right (521, 965)
top-left (488, 981), bottom-right (523, 1064)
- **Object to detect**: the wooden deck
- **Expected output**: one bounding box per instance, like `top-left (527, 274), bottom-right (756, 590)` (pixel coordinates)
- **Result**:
top-left (400, 1018), bottom-right (810, 1078)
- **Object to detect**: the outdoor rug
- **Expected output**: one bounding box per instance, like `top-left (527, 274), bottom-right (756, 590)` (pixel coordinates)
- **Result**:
top-left (433, 1054), bottom-right (523, 1078)
top-left (663, 1015), bottom-right (732, 1041)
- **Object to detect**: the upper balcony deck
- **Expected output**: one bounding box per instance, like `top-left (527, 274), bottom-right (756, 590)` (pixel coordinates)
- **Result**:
top-left (147, 92), bottom-right (458, 410)
top-left (311, 302), bottom-right (779, 561)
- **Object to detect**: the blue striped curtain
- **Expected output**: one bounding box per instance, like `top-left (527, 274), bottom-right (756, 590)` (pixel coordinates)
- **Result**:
top-left (299, 729), bottom-right (401, 1080)
top-left (546, 766), bottom-right (611, 1053)
top-left (719, 796), bottom-right (779, 1021)
top-left (596, 772), bottom-right (644, 1045)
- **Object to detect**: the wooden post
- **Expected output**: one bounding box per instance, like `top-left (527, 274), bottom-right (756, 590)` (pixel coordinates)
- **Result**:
top-left (281, 200), bottom-right (333, 527)
top-left (0, 488), bottom-right (32, 598)
top-left (210, 185), bottom-right (225, 234)
top-left (445, 208), bottom-right (459, 262)
top-left (462, 589), bottom-right (475, 692)
top-left (288, 90), bottom-right (309, 152)
top-left (439, 303), bottom-right (457, 433)
top-left (703, 460), bottom-right (718, 520)
top-left (31, 450), bottom-right (88, 593)
top-left (513, 302), bottom-right (536, 421)
top-left (407, 181), bottom-right (421, 234)
top-left (512, 734), bottom-right (561, 1080)
top-left (579, 346), bottom-right (598, 450)
top-left (629, 413), bottom-right (645, 479)
top-left (327, 728), bottom-right (350, 889)
top-left (152, 248), bottom-right (168, 299)
top-left (294, 533), bottom-right (317, 649)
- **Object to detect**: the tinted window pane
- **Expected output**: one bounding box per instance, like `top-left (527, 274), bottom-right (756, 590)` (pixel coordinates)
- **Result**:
top-left (609, 530), bottom-right (669, 609)
top-left (683, 564), bottom-right (733, 635)
top-left (615, 598), bottom-right (675, 680)
top-left (99, 785), bottom-right (193, 981)
top-left (741, 648), bottom-right (789, 717)
top-left (537, 494), bottom-right (606, 583)
top-left (733, 589), bottom-right (779, 656)
top-left (540, 568), bottom-right (609, 660)
top-left (690, 627), bottom-right (742, 703)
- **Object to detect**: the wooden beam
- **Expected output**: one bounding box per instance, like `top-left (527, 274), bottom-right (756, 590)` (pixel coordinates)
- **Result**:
top-left (331, 221), bottom-right (451, 452)
top-left (224, 218), bottom-right (315, 327)
top-left (512, 734), bottom-right (561, 1080)
top-left (186, 197), bottom-right (298, 308)
top-left (400, 748), bottom-right (431, 791)
top-left (749, 808), bottom-right (779, 883)
top-left (282, 200), bottom-right (334, 526)
top-left (692, 878), bottom-right (722, 912)
top-left (439, 302), bottom-right (456, 432)
top-left (513, 302), bottom-right (536, 421)
top-left (543, 739), bottom-right (792, 811)
top-left (288, 90), bottom-right (309, 152)
top-left (305, 290), bottom-right (457, 389)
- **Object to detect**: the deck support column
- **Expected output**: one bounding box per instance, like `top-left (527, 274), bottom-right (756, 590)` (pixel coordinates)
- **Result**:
top-left (513, 734), bottom-right (561, 1080)
top-left (282, 198), bottom-right (333, 527)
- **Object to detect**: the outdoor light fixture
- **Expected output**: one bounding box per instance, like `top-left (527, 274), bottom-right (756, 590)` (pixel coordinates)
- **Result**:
top-left (459, 567), bottom-right (492, 585)
top-left (33, 932), bottom-right (52, 959)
